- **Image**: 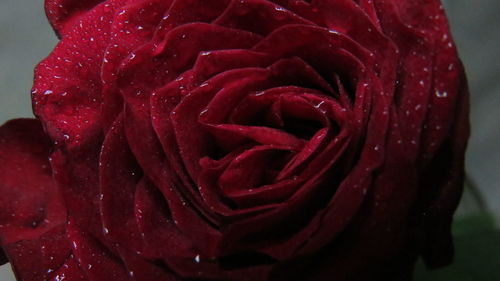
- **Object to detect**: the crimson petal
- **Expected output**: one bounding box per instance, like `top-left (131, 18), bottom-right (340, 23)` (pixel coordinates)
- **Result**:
top-left (0, 119), bottom-right (68, 279)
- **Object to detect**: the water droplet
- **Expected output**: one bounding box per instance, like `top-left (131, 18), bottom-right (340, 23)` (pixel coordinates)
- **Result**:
top-left (435, 89), bottom-right (447, 98)
top-left (194, 254), bottom-right (201, 263)
top-left (200, 108), bottom-right (208, 117)
top-left (314, 101), bottom-right (325, 108)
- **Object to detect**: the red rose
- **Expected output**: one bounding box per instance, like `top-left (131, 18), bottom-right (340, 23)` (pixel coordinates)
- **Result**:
top-left (0, 0), bottom-right (469, 280)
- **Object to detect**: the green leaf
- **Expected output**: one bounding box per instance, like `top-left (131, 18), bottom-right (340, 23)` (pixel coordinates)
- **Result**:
top-left (414, 213), bottom-right (500, 281)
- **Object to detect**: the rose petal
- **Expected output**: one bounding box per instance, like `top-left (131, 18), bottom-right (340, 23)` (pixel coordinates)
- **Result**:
top-left (45, 0), bottom-right (106, 36)
top-left (99, 114), bottom-right (144, 253)
top-left (101, 0), bottom-right (171, 129)
top-left (3, 225), bottom-right (74, 281)
top-left (33, 0), bottom-right (127, 148)
top-left (117, 247), bottom-right (180, 281)
top-left (0, 119), bottom-right (66, 246)
top-left (254, 24), bottom-right (373, 87)
top-left (218, 145), bottom-right (294, 193)
top-left (214, 0), bottom-right (313, 35)
top-left (134, 179), bottom-right (196, 261)
top-left (171, 68), bottom-right (272, 179)
top-left (66, 219), bottom-right (130, 281)
top-left (197, 150), bottom-right (281, 218)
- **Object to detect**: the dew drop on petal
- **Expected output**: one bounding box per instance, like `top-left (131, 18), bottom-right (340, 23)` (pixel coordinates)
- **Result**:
top-left (435, 89), bottom-right (448, 98)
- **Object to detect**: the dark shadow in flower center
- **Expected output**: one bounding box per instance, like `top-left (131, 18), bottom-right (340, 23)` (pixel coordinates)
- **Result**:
top-left (219, 252), bottom-right (277, 270)
top-left (281, 116), bottom-right (324, 140)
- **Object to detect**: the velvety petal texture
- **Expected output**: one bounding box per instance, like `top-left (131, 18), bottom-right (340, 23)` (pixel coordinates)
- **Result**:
top-left (1, 0), bottom-right (469, 280)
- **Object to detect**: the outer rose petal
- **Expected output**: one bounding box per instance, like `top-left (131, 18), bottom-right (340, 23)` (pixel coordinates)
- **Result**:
top-left (45, 0), bottom-right (106, 36)
top-left (33, 0), bottom-right (127, 149)
top-left (0, 119), bottom-right (68, 279)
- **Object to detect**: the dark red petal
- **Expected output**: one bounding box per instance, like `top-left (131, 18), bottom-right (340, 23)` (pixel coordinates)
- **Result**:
top-left (190, 50), bottom-right (273, 85)
top-left (33, 0), bottom-right (127, 148)
top-left (0, 119), bottom-right (66, 247)
top-left (312, 0), bottom-right (398, 83)
top-left (101, 0), bottom-right (172, 129)
top-left (150, 50), bottom-right (273, 209)
top-left (254, 24), bottom-right (371, 90)
top-left (66, 219), bottom-right (130, 281)
top-left (49, 141), bottom-right (103, 243)
top-left (123, 104), bottom-right (224, 256)
top-left (356, 0), bottom-right (381, 27)
top-left (214, 0), bottom-right (313, 35)
top-left (171, 68), bottom-right (271, 179)
top-left (217, 145), bottom-right (293, 193)
top-left (418, 69), bottom-right (469, 268)
top-left (274, 57), bottom-right (335, 94)
top-left (226, 179), bottom-right (304, 208)
top-left (296, 82), bottom-right (390, 257)
top-left (218, 134), bottom-right (351, 256)
top-left (299, 110), bottom-right (419, 280)
top-left (153, 0), bottom-right (230, 42)
top-left (118, 23), bottom-right (263, 102)
top-left (277, 128), bottom-right (329, 181)
top-left (47, 255), bottom-right (88, 281)
top-left (118, 24), bottom-right (264, 224)
top-left (101, 115), bottom-right (201, 270)
top-left (207, 124), bottom-right (306, 150)
top-left (150, 72), bottom-right (220, 225)
top-left (45, 0), bottom-right (106, 36)
top-left (134, 179), bottom-right (196, 261)
top-left (250, 78), bottom-right (387, 260)
top-left (3, 225), bottom-right (74, 281)
top-left (197, 151), bottom-right (280, 218)
top-left (99, 114), bottom-right (144, 253)
top-left (117, 247), bottom-right (180, 281)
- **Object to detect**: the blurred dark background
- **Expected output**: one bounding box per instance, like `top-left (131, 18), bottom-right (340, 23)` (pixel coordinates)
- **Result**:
top-left (1, 0), bottom-right (499, 279)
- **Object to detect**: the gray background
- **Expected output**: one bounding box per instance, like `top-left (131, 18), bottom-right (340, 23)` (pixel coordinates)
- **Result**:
top-left (1, 0), bottom-right (499, 279)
